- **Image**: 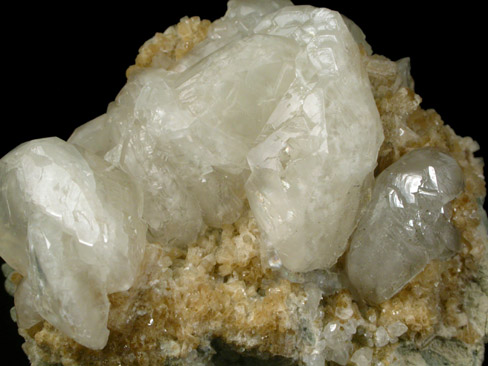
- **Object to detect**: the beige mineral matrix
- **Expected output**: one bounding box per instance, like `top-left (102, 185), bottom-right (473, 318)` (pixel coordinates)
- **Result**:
top-left (1, 1), bottom-right (487, 365)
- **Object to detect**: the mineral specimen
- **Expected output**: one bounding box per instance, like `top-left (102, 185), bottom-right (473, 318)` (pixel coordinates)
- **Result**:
top-left (1, 1), bottom-right (487, 366)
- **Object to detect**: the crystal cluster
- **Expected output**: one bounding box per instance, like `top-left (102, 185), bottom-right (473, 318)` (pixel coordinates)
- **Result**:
top-left (70, 0), bottom-right (383, 273)
top-left (0, 0), bottom-right (485, 365)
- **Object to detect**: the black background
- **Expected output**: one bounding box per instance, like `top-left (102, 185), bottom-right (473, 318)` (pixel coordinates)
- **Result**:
top-left (1, 1), bottom-right (486, 365)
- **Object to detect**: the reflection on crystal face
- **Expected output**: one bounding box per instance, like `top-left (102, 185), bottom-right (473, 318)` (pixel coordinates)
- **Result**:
top-left (0, 138), bottom-right (146, 349)
top-left (346, 148), bottom-right (464, 304)
top-left (244, 5), bottom-right (383, 273)
top-left (69, 0), bottom-right (383, 274)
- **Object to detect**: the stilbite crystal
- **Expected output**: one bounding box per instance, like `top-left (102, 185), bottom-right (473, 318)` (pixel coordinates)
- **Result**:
top-left (0, 138), bottom-right (146, 349)
top-left (346, 148), bottom-right (464, 304)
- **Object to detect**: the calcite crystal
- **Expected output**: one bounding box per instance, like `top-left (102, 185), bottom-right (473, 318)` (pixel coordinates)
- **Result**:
top-left (346, 148), bottom-right (464, 304)
top-left (0, 138), bottom-right (146, 349)
top-left (1, 1), bottom-right (487, 366)
top-left (71, 1), bottom-right (383, 272)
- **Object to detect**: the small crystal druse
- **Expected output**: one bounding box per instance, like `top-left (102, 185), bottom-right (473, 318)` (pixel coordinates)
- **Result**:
top-left (1, 1), bottom-right (487, 365)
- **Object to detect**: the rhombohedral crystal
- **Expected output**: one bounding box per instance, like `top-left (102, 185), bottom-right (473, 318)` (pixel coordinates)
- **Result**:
top-left (1, 1), bottom-right (487, 365)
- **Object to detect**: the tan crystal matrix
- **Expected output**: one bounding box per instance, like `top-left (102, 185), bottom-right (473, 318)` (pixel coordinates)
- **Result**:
top-left (1, 1), bottom-right (487, 366)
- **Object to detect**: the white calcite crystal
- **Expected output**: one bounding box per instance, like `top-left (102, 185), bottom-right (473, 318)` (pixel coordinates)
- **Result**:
top-left (0, 137), bottom-right (146, 349)
top-left (245, 7), bottom-right (383, 272)
top-left (350, 347), bottom-right (373, 366)
top-left (70, 0), bottom-right (383, 273)
top-left (346, 148), bottom-right (464, 304)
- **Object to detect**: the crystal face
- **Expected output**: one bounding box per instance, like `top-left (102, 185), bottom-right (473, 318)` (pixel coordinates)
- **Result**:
top-left (0, 137), bottom-right (146, 349)
top-left (245, 6), bottom-right (383, 272)
top-left (346, 148), bottom-right (464, 304)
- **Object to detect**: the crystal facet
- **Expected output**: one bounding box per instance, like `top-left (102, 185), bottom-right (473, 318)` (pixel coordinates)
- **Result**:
top-left (0, 137), bottom-right (146, 349)
top-left (70, 1), bottom-right (383, 273)
top-left (245, 5), bottom-right (383, 272)
top-left (346, 148), bottom-right (464, 304)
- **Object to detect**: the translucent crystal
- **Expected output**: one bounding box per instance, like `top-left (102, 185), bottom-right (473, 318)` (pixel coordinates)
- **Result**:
top-left (320, 320), bottom-right (357, 365)
top-left (68, 1), bottom-right (383, 271)
top-left (386, 321), bottom-right (408, 338)
top-left (69, 114), bottom-right (115, 156)
top-left (374, 326), bottom-right (389, 347)
top-left (350, 347), bottom-right (373, 366)
top-left (0, 137), bottom-right (146, 349)
top-left (245, 5), bottom-right (383, 272)
top-left (69, 0), bottom-right (298, 245)
top-left (14, 276), bottom-right (42, 329)
top-left (346, 148), bottom-right (464, 304)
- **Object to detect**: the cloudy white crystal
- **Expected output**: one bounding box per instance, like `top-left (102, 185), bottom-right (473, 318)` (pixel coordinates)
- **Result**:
top-left (0, 138), bottom-right (146, 349)
top-left (350, 347), bottom-right (373, 366)
top-left (245, 5), bottom-right (383, 272)
top-left (69, 0), bottom-right (301, 246)
top-left (346, 148), bottom-right (464, 304)
top-left (72, 1), bottom-right (382, 272)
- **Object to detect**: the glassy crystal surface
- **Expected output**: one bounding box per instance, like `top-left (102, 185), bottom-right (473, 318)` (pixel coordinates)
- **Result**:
top-left (70, 0), bottom-right (383, 272)
top-left (0, 137), bottom-right (146, 349)
top-left (346, 148), bottom-right (464, 304)
top-left (245, 5), bottom-right (383, 272)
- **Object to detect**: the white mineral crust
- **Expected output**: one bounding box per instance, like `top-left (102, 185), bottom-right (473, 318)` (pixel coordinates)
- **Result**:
top-left (70, 0), bottom-right (383, 272)
top-left (0, 138), bottom-right (146, 349)
top-left (346, 148), bottom-right (464, 304)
